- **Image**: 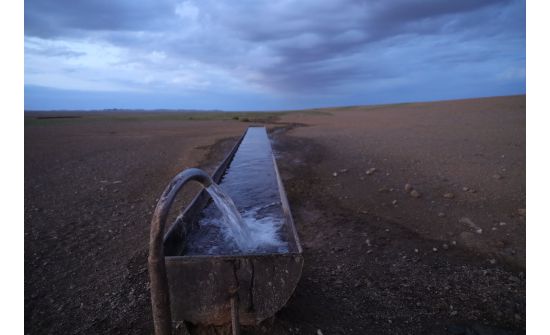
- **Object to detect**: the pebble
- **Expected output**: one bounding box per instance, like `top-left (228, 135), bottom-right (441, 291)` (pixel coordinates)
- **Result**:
top-left (499, 221), bottom-right (507, 226)
top-left (410, 190), bottom-right (421, 198)
top-left (433, 247), bottom-right (438, 252)
top-left (404, 183), bottom-right (413, 192)
top-left (332, 172), bottom-right (338, 177)
top-left (392, 200), bottom-right (398, 206)
top-left (437, 212), bottom-right (446, 218)
top-left (442, 243), bottom-right (449, 250)
top-left (317, 329), bottom-right (324, 335)
top-left (451, 240), bottom-right (457, 245)
top-left (462, 186), bottom-right (470, 192)
top-left (450, 310), bottom-right (458, 316)
top-left (365, 167), bottom-right (377, 175)
top-left (339, 169), bottom-right (348, 173)
top-left (459, 217), bottom-right (483, 234)
top-left (414, 248), bottom-right (419, 253)
top-left (489, 258), bottom-right (497, 265)
top-left (508, 275), bottom-right (520, 282)
top-left (443, 192), bottom-right (455, 199)
top-left (491, 227), bottom-right (498, 231)
top-left (365, 239), bottom-right (371, 246)
top-left (492, 173), bottom-right (503, 180)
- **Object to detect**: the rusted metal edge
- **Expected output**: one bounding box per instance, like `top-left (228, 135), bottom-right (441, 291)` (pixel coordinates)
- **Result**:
top-left (271, 151), bottom-right (303, 254)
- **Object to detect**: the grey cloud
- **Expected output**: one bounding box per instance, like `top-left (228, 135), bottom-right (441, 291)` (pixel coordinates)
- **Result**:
top-left (25, 0), bottom-right (525, 96)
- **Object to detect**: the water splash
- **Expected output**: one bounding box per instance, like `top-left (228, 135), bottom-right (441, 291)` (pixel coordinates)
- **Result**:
top-left (185, 182), bottom-right (287, 255)
top-left (205, 183), bottom-right (253, 250)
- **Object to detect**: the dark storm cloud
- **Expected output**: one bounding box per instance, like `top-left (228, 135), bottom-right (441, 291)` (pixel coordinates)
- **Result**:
top-left (24, 0), bottom-right (525, 109)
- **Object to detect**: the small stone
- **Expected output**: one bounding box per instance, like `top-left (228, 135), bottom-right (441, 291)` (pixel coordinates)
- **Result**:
top-left (365, 239), bottom-right (371, 246)
top-left (491, 227), bottom-right (498, 231)
top-left (443, 192), bottom-right (455, 199)
top-left (392, 200), bottom-right (398, 206)
top-left (438, 212), bottom-right (446, 218)
top-left (508, 275), bottom-right (520, 282)
top-left (410, 190), bottom-right (421, 198)
top-left (332, 172), bottom-right (338, 177)
top-left (365, 168), bottom-right (377, 175)
top-left (317, 329), bottom-right (324, 335)
top-left (414, 248), bottom-right (419, 253)
top-left (499, 221), bottom-right (507, 226)
top-left (462, 187), bottom-right (470, 192)
top-left (404, 183), bottom-right (413, 192)
top-left (442, 244), bottom-right (449, 250)
top-left (433, 247), bottom-right (438, 252)
top-left (339, 169), bottom-right (348, 173)
top-left (492, 173), bottom-right (503, 180)
top-left (366, 249), bottom-right (373, 254)
top-left (459, 217), bottom-right (483, 234)
top-left (450, 310), bottom-right (458, 316)
top-left (451, 240), bottom-right (457, 245)
top-left (489, 258), bottom-right (497, 265)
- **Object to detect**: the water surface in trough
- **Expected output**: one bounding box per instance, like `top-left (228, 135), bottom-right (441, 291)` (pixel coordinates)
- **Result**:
top-left (184, 127), bottom-right (288, 255)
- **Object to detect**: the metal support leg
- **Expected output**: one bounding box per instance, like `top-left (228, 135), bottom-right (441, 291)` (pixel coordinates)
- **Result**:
top-left (230, 295), bottom-right (240, 335)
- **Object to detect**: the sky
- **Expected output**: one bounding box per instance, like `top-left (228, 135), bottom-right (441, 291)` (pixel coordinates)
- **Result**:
top-left (24, 0), bottom-right (526, 111)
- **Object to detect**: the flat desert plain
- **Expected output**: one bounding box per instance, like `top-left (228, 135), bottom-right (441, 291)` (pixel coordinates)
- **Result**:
top-left (25, 95), bottom-right (525, 334)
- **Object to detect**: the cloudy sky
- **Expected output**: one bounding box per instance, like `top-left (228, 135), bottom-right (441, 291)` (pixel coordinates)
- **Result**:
top-left (24, 0), bottom-right (525, 110)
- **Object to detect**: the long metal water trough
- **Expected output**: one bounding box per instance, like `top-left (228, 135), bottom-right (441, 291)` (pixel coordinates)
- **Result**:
top-left (148, 127), bottom-right (303, 334)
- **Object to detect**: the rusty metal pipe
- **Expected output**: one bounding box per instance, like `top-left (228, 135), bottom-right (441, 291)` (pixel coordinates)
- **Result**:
top-left (148, 168), bottom-right (213, 335)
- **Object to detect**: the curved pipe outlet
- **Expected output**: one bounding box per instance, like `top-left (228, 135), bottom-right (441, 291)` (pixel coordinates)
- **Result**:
top-left (148, 168), bottom-right (213, 335)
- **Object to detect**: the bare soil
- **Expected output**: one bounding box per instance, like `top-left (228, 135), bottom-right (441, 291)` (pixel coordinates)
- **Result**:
top-left (25, 95), bottom-right (525, 335)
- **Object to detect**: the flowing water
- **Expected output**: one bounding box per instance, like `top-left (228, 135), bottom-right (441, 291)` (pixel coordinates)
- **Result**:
top-left (204, 183), bottom-right (252, 250)
top-left (183, 127), bottom-right (289, 255)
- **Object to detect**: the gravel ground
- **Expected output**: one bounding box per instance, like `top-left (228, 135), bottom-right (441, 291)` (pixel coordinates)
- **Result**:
top-left (25, 95), bottom-right (525, 334)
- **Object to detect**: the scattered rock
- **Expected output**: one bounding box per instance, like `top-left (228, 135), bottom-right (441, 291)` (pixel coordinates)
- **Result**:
top-left (433, 247), bottom-right (438, 252)
top-left (451, 240), bottom-right (457, 245)
top-left (410, 190), bottom-right (421, 198)
top-left (365, 168), bottom-right (377, 175)
top-left (508, 275), bottom-right (520, 283)
top-left (404, 183), bottom-right (413, 192)
top-left (491, 227), bottom-right (498, 231)
top-left (450, 310), bottom-right (458, 316)
top-left (317, 329), bottom-right (324, 335)
top-left (459, 217), bottom-right (483, 234)
top-left (462, 186), bottom-right (470, 192)
top-left (489, 258), bottom-right (497, 265)
top-left (332, 172), bottom-right (338, 177)
top-left (339, 169), bottom-right (348, 173)
top-left (365, 239), bottom-right (371, 247)
top-left (499, 221), bottom-right (507, 226)
top-left (442, 243), bottom-right (449, 250)
top-left (437, 212), bottom-right (446, 218)
top-left (392, 200), bottom-right (398, 206)
top-left (492, 173), bottom-right (503, 180)
top-left (443, 192), bottom-right (455, 199)
top-left (414, 248), bottom-right (419, 253)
